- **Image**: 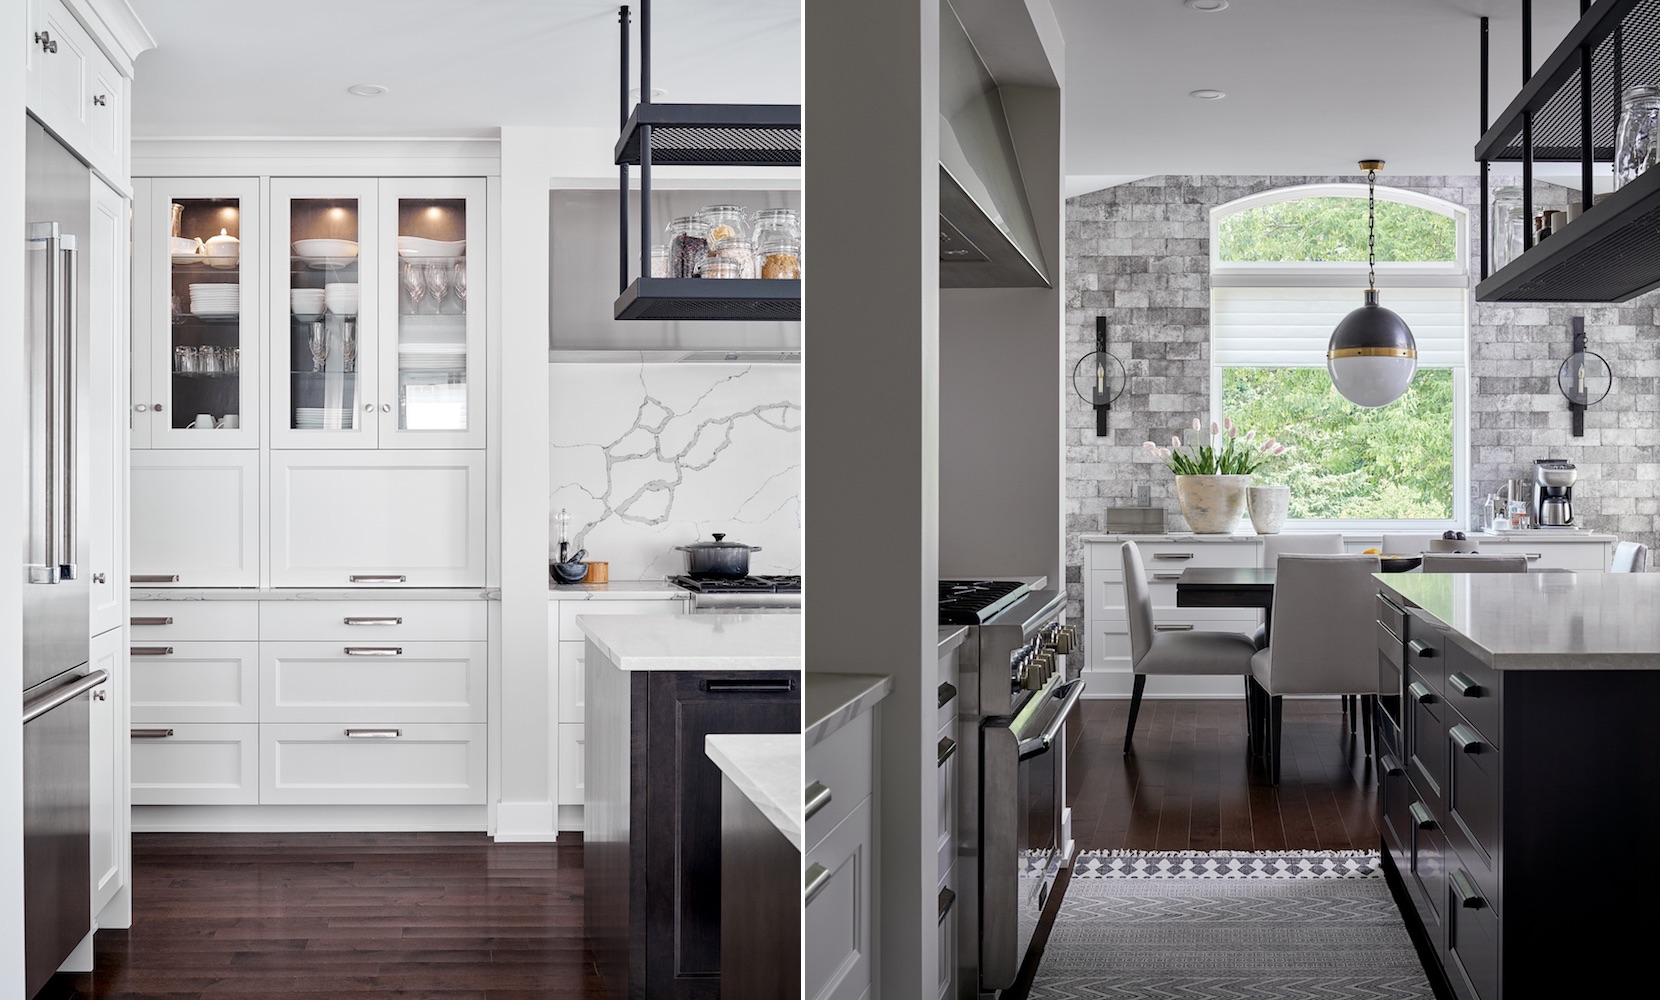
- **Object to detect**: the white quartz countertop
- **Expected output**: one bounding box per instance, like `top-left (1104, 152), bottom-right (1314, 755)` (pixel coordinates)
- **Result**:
top-left (131, 588), bottom-right (497, 601)
top-left (705, 734), bottom-right (802, 850)
top-left (1379, 571), bottom-right (1660, 669)
top-left (578, 612), bottom-right (801, 671)
top-left (548, 580), bottom-right (692, 600)
top-left (805, 672), bottom-right (893, 750)
top-left (1081, 530), bottom-right (1616, 544)
top-left (939, 626), bottom-right (968, 656)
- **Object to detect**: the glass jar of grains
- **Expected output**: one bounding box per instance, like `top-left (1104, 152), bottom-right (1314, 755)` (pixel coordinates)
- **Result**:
top-left (709, 236), bottom-right (757, 278)
top-left (665, 216), bottom-right (709, 278)
top-left (749, 208), bottom-right (800, 249)
top-left (759, 239), bottom-right (801, 280)
top-left (701, 205), bottom-right (749, 247)
top-left (649, 244), bottom-right (670, 278)
top-left (701, 257), bottom-right (744, 279)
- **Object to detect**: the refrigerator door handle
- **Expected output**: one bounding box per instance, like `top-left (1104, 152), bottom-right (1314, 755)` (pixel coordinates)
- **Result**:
top-left (58, 234), bottom-right (77, 581)
top-left (22, 669), bottom-right (108, 725)
top-left (27, 223), bottom-right (60, 584)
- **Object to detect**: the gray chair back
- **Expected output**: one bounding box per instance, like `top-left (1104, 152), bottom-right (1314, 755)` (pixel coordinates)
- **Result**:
top-left (1121, 541), bottom-right (1154, 666)
top-left (1265, 554), bottom-right (1381, 696)
top-left (1262, 533), bottom-right (1344, 565)
top-left (1611, 541), bottom-right (1648, 573)
top-left (1381, 533), bottom-right (1439, 555)
top-left (1420, 553), bottom-right (1529, 573)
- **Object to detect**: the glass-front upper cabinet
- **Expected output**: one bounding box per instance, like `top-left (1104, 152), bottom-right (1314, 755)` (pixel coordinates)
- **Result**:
top-left (376, 177), bottom-right (485, 449)
top-left (134, 179), bottom-right (261, 449)
top-left (270, 178), bottom-right (378, 449)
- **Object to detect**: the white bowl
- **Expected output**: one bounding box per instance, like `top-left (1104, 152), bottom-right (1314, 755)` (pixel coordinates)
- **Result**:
top-left (397, 236), bottom-right (466, 257)
top-left (324, 283), bottom-right (360, 316)
top-left (170, 236), bottom-right (201, 255)
top-left (290, 290), bottom-right (326, 303)
top-left (294, 238), bottom-right (359, 259)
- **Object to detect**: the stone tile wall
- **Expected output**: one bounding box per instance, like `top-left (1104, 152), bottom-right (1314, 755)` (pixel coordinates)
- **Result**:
top-left (1065, 174), bottom-right (1660, 619)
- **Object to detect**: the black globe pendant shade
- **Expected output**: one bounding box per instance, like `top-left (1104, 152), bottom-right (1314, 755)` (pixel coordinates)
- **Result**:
top-left (1326, 161), bottom-right (1418, 407)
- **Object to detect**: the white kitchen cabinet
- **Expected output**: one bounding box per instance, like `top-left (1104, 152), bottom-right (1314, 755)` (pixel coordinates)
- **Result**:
top-left (1472, 536), bottom-right (1612, 570)
top-left (87, 628), bottom-right (126, 921)
top-left (129, 641), bottom-right (260, 724)
top-left (557, 641), bottom-right (585, 724)
top-left (268, 451), bottom-right (486, 587)
top-left (131, 178), bottom-right (262, 450)
top-left (129, 450), bottom-right (260, 587)
top-left (258, 599), bottom-right (486, 642)
top-left (26, 0), bottom-right (128, 186)
top-left (260, 640), bottom-right (487, 724)
top-left (557, 724), bottom-right (585, 804)
top-left (86, 173), bottom-right (128, 633)
top-left (130, 722), bottom-right (259, 806)
top-left (260, 723), bottom-right (487, 806)
top-left (130, 600), bottom-right (258, 641)
top-left (805, 796), bottom-right (873, 1000)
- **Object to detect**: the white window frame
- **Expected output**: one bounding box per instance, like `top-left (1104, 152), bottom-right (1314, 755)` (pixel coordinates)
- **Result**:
top-left (1209, 185), bottom-right (1471, 534)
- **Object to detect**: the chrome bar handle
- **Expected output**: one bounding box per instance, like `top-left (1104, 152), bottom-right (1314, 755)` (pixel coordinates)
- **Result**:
top-left (131, 617), bottom-right (175, 626)
top-left (130, 728), bottom-right (175, 739)
top-left (131, 574), bottom-right (181, 583)
top-left (22, 670), bottom-right (108, 724)
top-left (344, 647), bottom-right (403, 656)
top-left (58, 234), bottom-right (77, 580)
top-left (345, 728), bottom-right (402, 738)
top-left (804, 863), bottom-right (832, 904)
top-left (27, 223), bottom-right (61, 583)
top-left (344, 616), bottom-right (403, 626)
top-left (1154, 623), bottom-right (1194, 632)
top-left (1153, 552), bottom-right (1195, 560)
top-left (1153, 572), bottom-right (1184, 581)
top-left (804, 780), bottom-right (832, 821)
top-left (349, 574), bottom-right (407, 583)
top-left (130, 646), bottom-right (174, 656)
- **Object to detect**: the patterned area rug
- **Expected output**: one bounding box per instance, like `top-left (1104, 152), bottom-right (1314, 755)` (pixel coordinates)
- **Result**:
top-left (1026, 850), bottom-right (1433, 1000)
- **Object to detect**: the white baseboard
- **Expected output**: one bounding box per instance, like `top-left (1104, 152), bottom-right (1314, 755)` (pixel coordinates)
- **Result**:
top-left (491, 800), bottom-right (558, 842)
top-left (133, 804), bottom-right (487, 833)
top-left (557, 804), bottom-right (584, 833)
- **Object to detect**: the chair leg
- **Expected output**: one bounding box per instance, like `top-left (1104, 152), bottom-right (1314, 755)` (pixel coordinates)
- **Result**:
top-left (1243, 676), bottom-right (1257, 754)
top-left (1268, 694), bottom-right (1284, 785)
top-left (1123, 675), bottom-right (1148, 754)
top-left (1346, 695), bottom-right (1357, 734)
top-left (1361, 694), bottom-right (1375, 757)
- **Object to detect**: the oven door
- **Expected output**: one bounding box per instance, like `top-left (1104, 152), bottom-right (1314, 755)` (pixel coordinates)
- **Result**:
top-left (978, 676), bottom-right (1085, 992)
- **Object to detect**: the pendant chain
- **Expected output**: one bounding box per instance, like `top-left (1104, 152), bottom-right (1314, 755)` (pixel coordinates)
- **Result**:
top-left (1367, 168), bottom-right (1377, 291)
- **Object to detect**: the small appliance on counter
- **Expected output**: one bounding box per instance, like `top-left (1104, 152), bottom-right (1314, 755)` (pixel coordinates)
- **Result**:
top-left (1533, 458), bottom-right (1578, 527)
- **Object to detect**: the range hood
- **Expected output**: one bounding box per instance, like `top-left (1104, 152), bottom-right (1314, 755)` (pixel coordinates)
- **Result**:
top-left (939, 0), bottom-right (1050, 289)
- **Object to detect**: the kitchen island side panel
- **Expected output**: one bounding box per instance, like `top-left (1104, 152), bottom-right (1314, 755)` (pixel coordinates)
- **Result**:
top-left (582, 641), bottom-right (644, 999)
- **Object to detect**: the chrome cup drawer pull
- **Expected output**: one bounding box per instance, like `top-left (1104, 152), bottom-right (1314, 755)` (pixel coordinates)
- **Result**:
top-left (344, 646), bottom-right (403, 656)
top-left (805, 780), bottom-right (832, 820)
top-left (939, 887), bottom-right (957, 923)
top-left (344, 616), bottom-right (403, 626)
top-left (1380, 753), bottom-right (1405, 777)
top-left (1407, 681), bottom-right (1436, 704)
top-left (131, 728), bottom-right (174, 739)
top-left (130, 616), bottom-right (174, 626)
top-left (1407, 640), bottom-right (1436, 657)
top-left (345, 728), bottom-right (401, 738)
top-left (938, 681), bottom-right (957, 708)
top-left (1409, 802), bottom-right (1438, 830)
top-left (1451, 868), bottom-right (1486, 909)
top-left (804, 863), bottom-right (832, 904)
top-left (938, 736), bottom-right (958, 767)
top-left (1450, 724), bottom-right (1486, 754)
top-left (1448, 672), bottom-right (1484, 698)
top-left (130, 646), bottom-right (174, 656)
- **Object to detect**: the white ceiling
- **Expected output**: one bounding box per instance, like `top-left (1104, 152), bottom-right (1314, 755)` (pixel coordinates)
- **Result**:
top-left (127, 0), bottom-right (800, 138)
top-left (1054, 0), bottom-right (1588, 190)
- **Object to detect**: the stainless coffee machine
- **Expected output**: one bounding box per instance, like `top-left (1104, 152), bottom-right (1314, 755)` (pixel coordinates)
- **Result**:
top-left (1533, 459), bottom-right (1577, 527)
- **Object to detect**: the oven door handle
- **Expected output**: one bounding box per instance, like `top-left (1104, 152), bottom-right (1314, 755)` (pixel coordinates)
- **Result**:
top-left (1017, 678), bottom-right (1085, 760)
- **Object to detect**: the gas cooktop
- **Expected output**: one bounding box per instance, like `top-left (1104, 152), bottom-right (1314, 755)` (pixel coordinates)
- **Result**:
top-left (669, 574), bottom-right (802, 594)
top-left (939, 579), bottom-right (1029, 626)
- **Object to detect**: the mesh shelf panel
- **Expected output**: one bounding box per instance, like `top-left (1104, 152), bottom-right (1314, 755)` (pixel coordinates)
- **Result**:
top-left (614, 105), bottom-right (801, 167)
top-left (613, 279), bottom-right (802, 321)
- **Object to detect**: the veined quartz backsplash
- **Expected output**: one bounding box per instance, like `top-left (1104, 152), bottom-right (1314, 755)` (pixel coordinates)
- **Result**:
top-left (549, 364), bottom-right (802, 580)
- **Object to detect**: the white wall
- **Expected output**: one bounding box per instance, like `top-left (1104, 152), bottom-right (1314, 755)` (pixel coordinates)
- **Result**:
top-left (549, 363), bottom-right (801, 580)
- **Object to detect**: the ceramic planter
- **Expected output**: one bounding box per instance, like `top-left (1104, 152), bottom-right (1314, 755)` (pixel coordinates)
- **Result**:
top-left (1174, 474), bottom-right (1251, 533)
top-left (1247, 484), bottom-right (1291, 535)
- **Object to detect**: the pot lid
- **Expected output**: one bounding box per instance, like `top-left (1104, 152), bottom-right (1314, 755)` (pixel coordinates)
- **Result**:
top-left (678, 532), bottom-right (754, 550)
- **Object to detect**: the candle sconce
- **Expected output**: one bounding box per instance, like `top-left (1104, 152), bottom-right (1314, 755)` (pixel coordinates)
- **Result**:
top-left (1557, 316), bottom-right (1611, 437)
top-left (1073, 316), bottom-right (1128, 437)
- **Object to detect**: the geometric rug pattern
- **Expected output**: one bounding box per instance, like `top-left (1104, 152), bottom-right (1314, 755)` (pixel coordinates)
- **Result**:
top-left (1027, 851), bottom-right (1434, 1000)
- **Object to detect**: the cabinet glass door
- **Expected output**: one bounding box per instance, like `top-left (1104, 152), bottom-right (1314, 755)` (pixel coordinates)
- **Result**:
top-left (378, 178), bottom-right (485, 449)
top-left (144, 182), bottom-right (260, 449)
top-left (271, 178), bottom-right (378, 448)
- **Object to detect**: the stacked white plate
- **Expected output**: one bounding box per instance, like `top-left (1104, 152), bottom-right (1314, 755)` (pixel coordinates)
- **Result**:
top-left (399, 343), bottom-right (466, 371)
top-left (294, 238), bottom-right (359, 269)
top-left (398, 236), bottom-right (466, 258)
top-left (188, 282), bottom-right (240, 318)
top-left (294, 407), bottom-right (356, 429)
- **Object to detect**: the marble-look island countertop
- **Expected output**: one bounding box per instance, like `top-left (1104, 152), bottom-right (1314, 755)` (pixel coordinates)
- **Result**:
top-left (547, 580), bottom-right (692, 601)
top-left (939, 625), bottom-right (968, 657)
top-left (1379, 571), bottom-right (1660, 669)
top-left (132, 588), bottom-right (498, 601)
top-left (805, 672), bottom-right (893, 750)
top-left (705, 733), bottom-right (802, 850)
top-left (578, 612), bottom-right (800, 671)
top-left (1081, 530), bottom-right (1617, 544)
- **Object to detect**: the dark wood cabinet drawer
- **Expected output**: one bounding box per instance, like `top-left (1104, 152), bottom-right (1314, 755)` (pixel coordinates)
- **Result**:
top-left (1378, 741), bottom-right (1412, 859)
top-left (1444, 645), bottom-right (1499, 749)
top-left (1405, 668), bottom-right (1445, 803)
top-left (1447, 719), bottom-right (1500, 867)
top-left (1445, 865), bottom-right (1499, 1000)
top-left (1377, 620), bottom-right (1404, 670)
top-left (1404, 610), bottom-right (1449, 696)
top-left (1376, 593), bottom-right (1406, 642)
top-left (1411, 813), bottom-right (1448, 941)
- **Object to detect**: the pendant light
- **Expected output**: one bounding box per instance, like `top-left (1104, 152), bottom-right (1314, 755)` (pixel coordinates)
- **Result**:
top-left (1326, 161), bottom-right (1417, 407)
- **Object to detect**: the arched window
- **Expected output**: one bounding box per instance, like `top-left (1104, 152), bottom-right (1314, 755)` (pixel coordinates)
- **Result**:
top-left (1210, 186), bottom-right (1469, 528)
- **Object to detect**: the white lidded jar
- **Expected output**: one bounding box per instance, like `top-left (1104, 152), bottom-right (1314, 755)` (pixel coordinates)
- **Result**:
top-left (1615, 84), bottom-right (1660, 189)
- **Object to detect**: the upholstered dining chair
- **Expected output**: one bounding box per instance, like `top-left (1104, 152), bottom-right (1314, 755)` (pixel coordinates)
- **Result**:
top-left (1254, 534), bottom-right (1359, 730)
top-left (1121, 541), bottom-right (1259, 754)
top-left (1419, 553), bottom-right (1529, 573)
top-left (1248, 553), bottom-right (1382, 784)
top-left (1381, 533), bottom-right (1440, 556)
top-left (1611, 541), bottom-right (1648, 573)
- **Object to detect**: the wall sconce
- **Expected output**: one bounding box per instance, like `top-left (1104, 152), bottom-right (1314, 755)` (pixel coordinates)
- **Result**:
top-left (1073, 316), bottom-right (1127, 437)
top-left (1557, 316), bottom-right (1611, 437)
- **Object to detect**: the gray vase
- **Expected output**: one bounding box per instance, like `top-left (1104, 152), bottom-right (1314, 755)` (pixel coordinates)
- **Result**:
top-left (1247, 485), bottom-right (1291, 535)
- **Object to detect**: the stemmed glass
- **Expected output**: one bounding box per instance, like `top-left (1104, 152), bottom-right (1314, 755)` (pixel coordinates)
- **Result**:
top-left (426, 261), bottom-right (449, 314)
top-left (341, 320), bottom-right (357, 373)
top-left (402, 260), bottom-right (426, 315)
top-left (452, 260), bottom-right (467, 312)
top-left (308, 321), bottom-right (328, 373)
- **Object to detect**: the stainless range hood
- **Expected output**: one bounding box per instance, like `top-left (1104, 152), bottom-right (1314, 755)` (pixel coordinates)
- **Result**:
top-left (939, 0), bottom-right (1050, 289)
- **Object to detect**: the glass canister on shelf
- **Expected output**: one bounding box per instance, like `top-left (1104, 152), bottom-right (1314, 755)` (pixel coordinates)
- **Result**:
top-left (708, 236), bottom-right (757, 278)
top-left (701, 204), bottom-right (748, 247)
top-left (1615, 84), bottom-right (1660, 189)
top-left (749, 208), bottom-right (800, 250)
top-left (649, 244), bottom-right (671, 278)
top-left (666, 216), bottom-right (710, 278)
top-left (1490, 186), bottom-right (1525, 269)
top-left (701, 258), bottom-right (744, 280)
top-left (759, 238), bottom-right (801, 279)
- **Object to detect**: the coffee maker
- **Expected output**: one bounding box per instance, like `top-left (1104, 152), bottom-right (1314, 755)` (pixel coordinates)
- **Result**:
top-left (1533, 459), bottom-right (1577, 527)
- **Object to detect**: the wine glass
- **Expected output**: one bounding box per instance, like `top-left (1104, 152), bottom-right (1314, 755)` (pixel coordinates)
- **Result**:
top-left (402, 261), bottom-right (425, 315)
top-left (308, 321), bottom-right (328, 373)
top-left (341, 320), bottom-right (357, 373)
top-left (426, 261), bottom-right (449, 314)
top-left (452, 260), bottom-right (467, 312)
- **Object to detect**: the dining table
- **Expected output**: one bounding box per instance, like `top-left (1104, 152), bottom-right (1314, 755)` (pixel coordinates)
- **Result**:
top-left (1174, 566), bottom-right (1279, 639)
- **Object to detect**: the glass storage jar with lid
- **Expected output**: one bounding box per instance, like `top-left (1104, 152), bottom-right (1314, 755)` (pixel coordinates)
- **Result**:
top-left (700, 257), bottom-right (744, 280)
top-left (649, 244), bottom-right (670, 278)
top-left (666, 216), bottom-right (710, 278)
top-left (749, 208), bottom-right (800, 250)
top-left (1490, 186), bottom-right (1526, 270)
top-left (709, 236), bottom-right (757, 278)
top-left (759, 239), bottom-right (801, 280)
top-left (1615, 85), bottom-right (1660, 189)
top-left (700, 205), bottom-right (749, 247)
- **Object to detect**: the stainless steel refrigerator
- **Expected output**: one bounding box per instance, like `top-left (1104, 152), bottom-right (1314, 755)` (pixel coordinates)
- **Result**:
top-left (22, 113), bottom-right (106, 1000)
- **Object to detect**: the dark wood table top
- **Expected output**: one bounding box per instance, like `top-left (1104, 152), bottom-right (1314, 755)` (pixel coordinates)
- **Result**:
top-left (1175, 567), bottom-right (1275, 611)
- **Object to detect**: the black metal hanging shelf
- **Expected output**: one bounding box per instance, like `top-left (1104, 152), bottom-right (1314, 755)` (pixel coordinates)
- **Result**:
top-left (612, 2), bottom-right (802, 323)
top-left (1473, 0), bottom-right (1660, 302)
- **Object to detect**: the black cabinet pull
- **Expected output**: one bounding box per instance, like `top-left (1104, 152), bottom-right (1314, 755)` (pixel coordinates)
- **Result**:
top-left (1448, 672), bottom-right (1484, 698)
top-left (1407, 640), bottom-right (1436, 658)
top-left (938, 681), bottom-right (957, 708)
top-left (1380, 753), bottom-right (1405, 777)
top-left (703, 677), bottom-right (795, 694)
top-left (1450, 724), bottom-right (1485, 754)
top-left (938, 887), bottom-right (957, 923)
top-left (937, 736), bottom-right (957, 767)
top-left (1409, 802), bottom-right (1438, 830)
top-left (1407, 681), bottom-right (1436, 704)
top-left (1451, 868), bottom-right (1486, 909)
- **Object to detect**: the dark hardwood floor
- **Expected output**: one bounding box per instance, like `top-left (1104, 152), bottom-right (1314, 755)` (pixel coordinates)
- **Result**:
top-left (1067, 696), bottom-right (1382, 852)
top-left (46, 832), bottom-right (611, 1000)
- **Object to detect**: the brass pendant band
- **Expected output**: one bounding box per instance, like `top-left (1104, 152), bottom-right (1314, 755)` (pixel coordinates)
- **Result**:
top-left (1327, 346), bottom-right (1417, 360)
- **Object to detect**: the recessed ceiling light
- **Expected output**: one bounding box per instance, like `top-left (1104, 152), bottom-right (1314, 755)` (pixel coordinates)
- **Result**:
top-left (1189, 89), bottom-right (1227, 100)
top-left (629, 87), bottom-right (669, 102)
top-left (347, 84), bottom-right (388, 97)
top-left (1184, 0), bottom-right (1229, 11)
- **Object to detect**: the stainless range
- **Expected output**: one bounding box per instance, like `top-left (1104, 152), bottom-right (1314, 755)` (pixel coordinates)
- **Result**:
top-left (669, 573), bottom-right (802, 610)
top-left (945, 580), bottom-right (1083, 998)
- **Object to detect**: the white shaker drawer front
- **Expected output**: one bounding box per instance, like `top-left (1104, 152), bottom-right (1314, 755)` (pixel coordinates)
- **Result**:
top-left (557, 642), bottom-right (585, 724)
top-left (557, 599), bottom-right (686, 634)
top-left (268, 451), bottom-right (486, 588)
top-left (1093, 540), bottom-right (1259, 581)
top-left (260, 601), bottom-right (488, 642)
top-left (1093, 569), bottom-right (1235, 613)
top-left (557, 723), bottom-right (585, 805)
top-left (131, 601), bottom-right (259, 641)
top-left (1479, 540), bottom-right (1609, 570)
top-left (805, 796), bottom-right (873, 1000)
top-left (260, 723), bottom-right (487, 805)
top-left (936, 719), bottom-right (958, 878)
top-left (130, 723), bottom-right (259, 805)
top-left (260, 641), bottom-right (487, 724)
top-left (130, 641), bottom-right (260, 724)
top-left (805, 710), bottom-right (873, 848)
top-left (130, 451), bottom-right (261, 588)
